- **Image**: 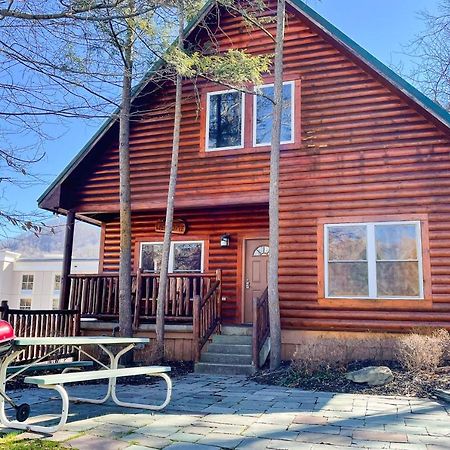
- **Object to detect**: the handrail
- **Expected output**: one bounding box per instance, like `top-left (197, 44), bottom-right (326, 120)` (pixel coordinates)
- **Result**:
top-left (252, 287), bottom-right (269, 368)
top-left (193, 269), bottom-right (222, 361)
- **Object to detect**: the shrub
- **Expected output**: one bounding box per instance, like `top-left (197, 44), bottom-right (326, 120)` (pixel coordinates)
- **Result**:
top-left (395, 328), bottom-right (450, 372)
top-left (291, 336), bottom-right (378, 375)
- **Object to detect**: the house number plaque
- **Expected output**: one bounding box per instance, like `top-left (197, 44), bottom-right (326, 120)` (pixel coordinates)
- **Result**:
top-left (155, 219), bottom-right (187, 235)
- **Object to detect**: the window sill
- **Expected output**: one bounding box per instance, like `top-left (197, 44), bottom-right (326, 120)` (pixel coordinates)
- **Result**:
top-left (318, 297), bottom-right (433, 310)
top-left (201, 142), bottom-right (298, 157)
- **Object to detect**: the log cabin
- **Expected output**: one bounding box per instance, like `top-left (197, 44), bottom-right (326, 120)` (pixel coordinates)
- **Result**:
top-left (38, 0), bottom-right (450, 372)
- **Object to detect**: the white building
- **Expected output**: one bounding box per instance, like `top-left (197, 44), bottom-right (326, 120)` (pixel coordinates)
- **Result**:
top-left (0, 251), bottom-right (98, 310)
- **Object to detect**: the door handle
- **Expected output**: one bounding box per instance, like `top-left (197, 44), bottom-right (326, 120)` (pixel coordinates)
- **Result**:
top-left (245, 279), bottom-right (251, 289)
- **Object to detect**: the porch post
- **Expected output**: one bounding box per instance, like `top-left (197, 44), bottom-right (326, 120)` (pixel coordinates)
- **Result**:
top-left (59, 210), bottom-right (75, 310)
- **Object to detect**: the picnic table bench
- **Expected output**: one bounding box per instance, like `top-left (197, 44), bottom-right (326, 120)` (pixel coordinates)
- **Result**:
top-left (0, 336), bottom-right (172, 433)
top-left (6, 360), bottom-right (93, 375)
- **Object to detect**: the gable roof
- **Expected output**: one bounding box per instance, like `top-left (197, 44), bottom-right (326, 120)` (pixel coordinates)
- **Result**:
top-left (38, 0), bottom-right (450, 210)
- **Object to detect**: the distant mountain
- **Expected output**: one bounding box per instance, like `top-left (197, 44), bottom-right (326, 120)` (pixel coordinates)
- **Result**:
top-left (0, 218), bottom-right (101, 258)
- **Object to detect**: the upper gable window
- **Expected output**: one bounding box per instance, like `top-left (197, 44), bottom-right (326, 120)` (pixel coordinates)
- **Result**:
top-left (206, 90), bottom-right (244, 151)
top-left (254, 81), bottom-right (294, 146)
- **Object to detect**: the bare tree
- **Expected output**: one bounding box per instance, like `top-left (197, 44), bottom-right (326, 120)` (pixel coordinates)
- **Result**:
top-left (153, 0), bottom-right (273, 360)
top-left (0, 0), bottom-right (168, 336)
top-left (268, 0), bottom-right (285, 370)
top-left (155, 0), bottom-right (185, 359)
top-left (410, 0), bottom-right (450, 108)
top-left (117, 1), bottom-right (135, 338)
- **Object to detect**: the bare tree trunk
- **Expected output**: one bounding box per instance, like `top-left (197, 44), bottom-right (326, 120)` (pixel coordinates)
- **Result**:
top-left (155, 0), bottom-right (185, 360)
top-left (268, 0), bottom-right (285, 370)
top-left (118, 26), bottom-right (133, 338)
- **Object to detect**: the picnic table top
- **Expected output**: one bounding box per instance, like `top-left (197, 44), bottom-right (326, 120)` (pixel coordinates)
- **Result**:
top-left (12, 336), bottom-right (150, 346)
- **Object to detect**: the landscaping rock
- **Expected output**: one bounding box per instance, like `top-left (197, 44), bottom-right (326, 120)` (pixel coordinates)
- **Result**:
top-left (345, 366), bottom-right (394, 386)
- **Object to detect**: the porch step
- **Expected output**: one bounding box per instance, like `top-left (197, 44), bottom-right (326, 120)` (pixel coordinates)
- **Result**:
top-left (212, 334), bottom-right (252, 345)
top-left (194, 326), bottom-right (255, 376)
top-left (195, 362), bottom-right (255, 376)
top-left (221, 325), bottom-right (252, 336)
top-left (201, 352), bottom-right (252, 365)
top-left (207, 343), bottom-right (252, 355)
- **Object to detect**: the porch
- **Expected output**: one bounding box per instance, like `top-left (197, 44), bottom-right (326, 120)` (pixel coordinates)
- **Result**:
top-left (65, 271), bottom-right (269, 368)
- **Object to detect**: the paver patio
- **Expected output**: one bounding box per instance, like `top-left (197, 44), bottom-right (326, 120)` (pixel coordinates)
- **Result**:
top-left (1, 374), bottom-right (449, 449)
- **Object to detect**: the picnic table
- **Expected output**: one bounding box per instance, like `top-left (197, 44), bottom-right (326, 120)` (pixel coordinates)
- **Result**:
top-left (0, 336), bottom-right (172, 433)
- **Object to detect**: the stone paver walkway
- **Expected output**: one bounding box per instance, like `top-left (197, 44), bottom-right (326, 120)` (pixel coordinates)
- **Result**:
top-left (2, 374), bottom-right (449, 449)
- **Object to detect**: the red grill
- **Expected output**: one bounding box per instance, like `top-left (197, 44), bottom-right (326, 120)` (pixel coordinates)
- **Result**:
top-left (0, 320), bottom-right (14, 358)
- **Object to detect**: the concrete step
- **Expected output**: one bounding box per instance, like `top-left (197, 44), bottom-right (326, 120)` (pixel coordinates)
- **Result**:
top-left (194, 362), bottom-right (255, 376)
top-left (221, 325), bottom-right (252, 336)
top-left (207, 343), bottom-right (252, 355)
top-left (212, 334), bottom-right (252, 345)
top-left (200, 352), bottom-right (252, 365)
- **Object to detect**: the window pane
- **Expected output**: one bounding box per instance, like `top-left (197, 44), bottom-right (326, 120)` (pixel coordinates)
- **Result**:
top-left (328, 226), bottom-right (367, 261)
top-left (173, 243), bottom-right (202, 273)
top-left (328, 262), bottom-right (369, 296)
top-left (141, 244), bottom-right (163, 272)
top-left (256, 84), bottom-right (292, 145)
top-left (377, 261), bottom-right (420, 297)
top-left (208, 91), bottom-right (242, 149)
top-left (20, 298), bottom-right (32, 310)
top-left (21, 275), bottom-right (34, 290)
top-left (54, 275), bottom-right (61, 291)
top-left (375, 224), bottom-right (418, 260)
top-left (253, 245), bottom-right (270, 257)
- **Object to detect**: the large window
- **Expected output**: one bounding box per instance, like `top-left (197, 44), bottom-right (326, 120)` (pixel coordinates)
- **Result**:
top-left (140, 241), bottom-right (203, 273)
top-left (21, 274), bottom-right (34, 291)
top-left (324, 221), bottom-right (423, 299)
top-left (206, 90), bottom-right (244, 151)
top-left (254, 81), bottom-right (294, 146)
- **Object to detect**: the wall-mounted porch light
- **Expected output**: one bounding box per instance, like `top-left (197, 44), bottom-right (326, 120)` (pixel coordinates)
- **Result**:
top-left (220, 234), bottom-right (231, 248)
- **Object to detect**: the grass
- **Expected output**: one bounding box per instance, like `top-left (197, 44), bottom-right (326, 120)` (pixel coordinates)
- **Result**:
top-left (0, 433), bottom-right (68, 449)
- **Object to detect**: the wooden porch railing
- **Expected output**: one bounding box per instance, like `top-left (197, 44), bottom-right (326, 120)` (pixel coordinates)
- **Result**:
top-left (0, 301), bottom-right (80, 364)
top-left (68, 273), bottom-right (121, 319)
top-left (252, 287), bottom-right (270, 368)
top-left (193, 269), bottom-right (222, 361)
top-left (68, 270), bottom-right (222, 327)
top-left (134, 270), bottom-right (221, 328)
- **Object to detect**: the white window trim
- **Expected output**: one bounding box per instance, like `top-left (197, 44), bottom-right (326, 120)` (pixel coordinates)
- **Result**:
top-left (139, 241), bottom-right (204, 273)
top-left (324, 221), bottom-right (424, 300)
top-left (20, 274), bottom-right (34, 293)
top-left (253, 80), bottom-right (295, 147)
top-left (19, 298), bottom-right (32, 310)
top-left (205, 89), bottom-right (245, 152)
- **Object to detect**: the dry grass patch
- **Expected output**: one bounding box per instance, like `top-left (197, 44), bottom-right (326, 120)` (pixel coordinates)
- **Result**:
top-left (395, 328), bottom-right (450, 372)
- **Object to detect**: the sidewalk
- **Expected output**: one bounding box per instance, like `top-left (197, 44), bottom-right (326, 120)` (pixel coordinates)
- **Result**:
top-left (2, 373), bottom-right (449, 449)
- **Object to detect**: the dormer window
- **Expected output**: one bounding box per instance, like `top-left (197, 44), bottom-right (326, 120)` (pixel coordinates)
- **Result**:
top-left (206, 90), bottom-right (244, 151)
top-left (254, 81), bottom-right (294, 146)
top-left (201, 78), bottom-right (300, 153)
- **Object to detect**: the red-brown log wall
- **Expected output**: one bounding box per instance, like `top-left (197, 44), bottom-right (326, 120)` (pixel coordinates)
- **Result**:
top-left (101, 206), bottom-right (269, 322)
top-left (70, 4), bottom-right (450, 331)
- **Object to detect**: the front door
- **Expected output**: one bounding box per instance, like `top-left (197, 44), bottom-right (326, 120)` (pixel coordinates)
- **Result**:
top-left (243, 239), bottom-right (269, 323)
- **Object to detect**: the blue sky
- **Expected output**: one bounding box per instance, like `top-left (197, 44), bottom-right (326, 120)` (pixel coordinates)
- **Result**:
top-left (8, 0), bottom-right (439, 230)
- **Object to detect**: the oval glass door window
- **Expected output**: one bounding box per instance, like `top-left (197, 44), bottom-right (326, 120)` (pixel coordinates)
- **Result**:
top-left (253, 245), bottom-right (270, 257)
